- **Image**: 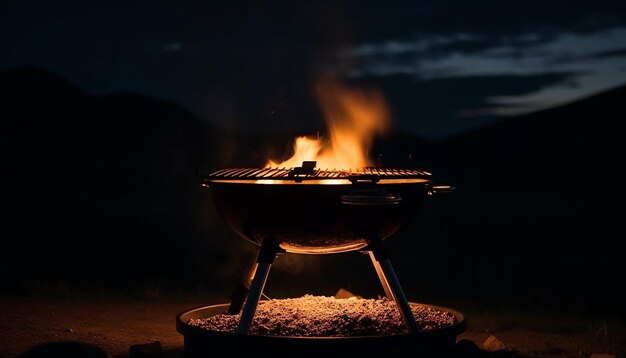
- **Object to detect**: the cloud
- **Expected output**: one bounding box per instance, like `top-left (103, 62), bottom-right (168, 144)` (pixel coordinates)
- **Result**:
top-left (554, 47), bottom-right (626, 64)
top-left (588, 47), bottom-right (626, 59)
top-left (351, 72), bottom-right (578, 138)
top-left (346, 28), bottom-right (626, 76)
top-left (337, 27), bottom-right (626, 128)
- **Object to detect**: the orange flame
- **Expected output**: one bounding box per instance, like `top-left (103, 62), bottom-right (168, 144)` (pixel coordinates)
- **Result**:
top-left (267, 78), bottom-right (389, 169)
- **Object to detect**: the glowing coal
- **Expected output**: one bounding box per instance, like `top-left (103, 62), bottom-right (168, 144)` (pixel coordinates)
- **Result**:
top-left (188, 295), bottom-right (456, 337)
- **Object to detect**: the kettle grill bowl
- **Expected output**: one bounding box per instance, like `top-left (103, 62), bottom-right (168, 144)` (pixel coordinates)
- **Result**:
top-left (208, 181), bottom-right (430, 254)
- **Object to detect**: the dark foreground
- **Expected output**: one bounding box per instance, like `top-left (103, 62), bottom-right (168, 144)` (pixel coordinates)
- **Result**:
top-left (0, 295), bottom-right (622, 358)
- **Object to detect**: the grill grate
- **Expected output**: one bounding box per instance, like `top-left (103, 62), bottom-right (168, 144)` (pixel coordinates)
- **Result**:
top-left (204, 166), bottom-right (431, 182)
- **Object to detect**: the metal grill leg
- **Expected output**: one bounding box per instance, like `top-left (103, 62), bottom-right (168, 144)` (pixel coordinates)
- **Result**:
top-left (368, 243), bottom-right (418, 333)
top-left (368, 251), bottom-right (393, 300)
top-left (227, 262), bottom-right (258, 315)
top-left (236, 240), bottom-right (281, 335)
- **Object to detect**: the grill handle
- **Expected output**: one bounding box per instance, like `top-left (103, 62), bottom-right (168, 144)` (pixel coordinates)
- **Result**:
top-left (340, 194), bottom-right (402, 206)
top-left (428, 185), bottom-right (455, 195)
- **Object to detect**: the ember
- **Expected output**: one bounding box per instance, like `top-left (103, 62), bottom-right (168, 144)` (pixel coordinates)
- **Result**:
top-left (188, 295), bottom-right (456, 337)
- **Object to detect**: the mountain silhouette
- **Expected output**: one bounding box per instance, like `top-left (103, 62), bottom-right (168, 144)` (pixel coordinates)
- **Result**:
top-left (392, 85), bottom-right (626, 312)
top-left (0, 68), bottom-right (236, 292)
top-left (0, 68), bottom-right (623, 314)
top-left (437, 84), bottom-right (626, 180)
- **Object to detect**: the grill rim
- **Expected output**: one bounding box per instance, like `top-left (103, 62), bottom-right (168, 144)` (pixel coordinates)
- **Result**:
top-left (202, 166), bottom-right (432, 182)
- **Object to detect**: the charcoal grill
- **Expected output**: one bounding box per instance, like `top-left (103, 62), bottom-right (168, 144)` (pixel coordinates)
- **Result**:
top-left (176, 162), bottom-right (466, 357)
top-left (191, 161), bottom-right (456, 335)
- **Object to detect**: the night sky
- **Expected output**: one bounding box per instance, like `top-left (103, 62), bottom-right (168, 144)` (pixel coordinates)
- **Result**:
top-left (2, 0), bottom-right (626, 138)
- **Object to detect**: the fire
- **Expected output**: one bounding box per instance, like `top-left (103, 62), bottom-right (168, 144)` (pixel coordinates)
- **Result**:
top-left (267, 78), bottom-right (389, 169)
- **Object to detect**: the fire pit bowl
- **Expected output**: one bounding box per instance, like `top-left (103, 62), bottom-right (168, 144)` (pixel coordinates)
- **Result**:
top-left (177, 302), bottom-right (466, 355)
